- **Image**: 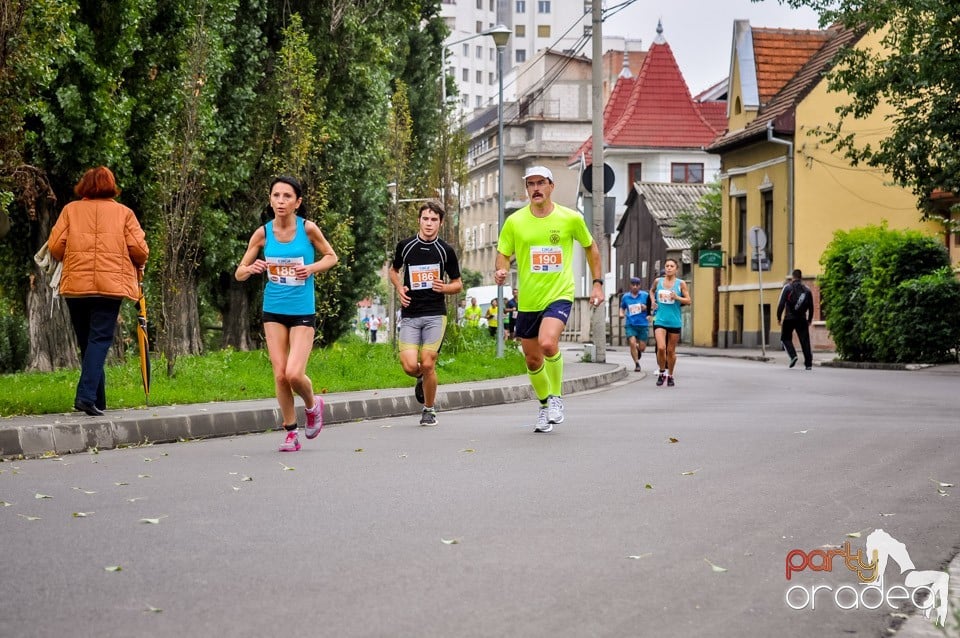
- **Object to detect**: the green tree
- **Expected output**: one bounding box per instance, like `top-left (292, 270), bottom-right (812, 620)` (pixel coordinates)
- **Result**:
top-left (673, 181), bottom-right (721, 256)
top-left (777, 0), bottom-right (960, 217)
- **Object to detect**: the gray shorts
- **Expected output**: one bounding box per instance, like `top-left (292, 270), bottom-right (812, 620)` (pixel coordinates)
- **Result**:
top-left (398, 315), bottom-right (447, 352)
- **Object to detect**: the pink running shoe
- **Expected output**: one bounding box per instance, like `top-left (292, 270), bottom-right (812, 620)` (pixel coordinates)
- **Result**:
top-left (304, 396), bottom-right (325, 439)
top-left (279, 430), bottom-right (301, 452)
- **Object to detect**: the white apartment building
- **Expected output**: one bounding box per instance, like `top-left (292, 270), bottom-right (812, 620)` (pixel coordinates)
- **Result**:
top-left (440, 0), bottom-right (587, 117)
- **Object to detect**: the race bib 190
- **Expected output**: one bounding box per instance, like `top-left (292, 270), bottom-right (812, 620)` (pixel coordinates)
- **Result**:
top-left (531, 246), bottom-right (562, 273)
top-left (409, 263), bottom-right (441, 290)
top-left (267, 257), bottom-right (305, 286)
top-left (628, 302), bottom-right (645, 316)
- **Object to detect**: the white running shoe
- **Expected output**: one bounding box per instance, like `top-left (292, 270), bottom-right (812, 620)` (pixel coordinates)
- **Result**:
top-left (534, 407), bottom-right (552, 433)
top-left (547, 395), bottom-right (564, 424)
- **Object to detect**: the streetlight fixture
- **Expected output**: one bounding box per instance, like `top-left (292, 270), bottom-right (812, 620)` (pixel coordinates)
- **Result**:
top-left (487, 23), bottom-right (510, 358)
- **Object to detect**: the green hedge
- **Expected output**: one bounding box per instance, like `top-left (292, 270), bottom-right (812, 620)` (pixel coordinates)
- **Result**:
top-left (819, 224), bottom-right (959, 363)
top-left (0, 302), bottom-right (29, 373)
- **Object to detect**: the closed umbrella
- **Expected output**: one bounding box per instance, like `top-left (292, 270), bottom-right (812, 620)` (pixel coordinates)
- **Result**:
top-left (136, 269), bottom-right (151, 404)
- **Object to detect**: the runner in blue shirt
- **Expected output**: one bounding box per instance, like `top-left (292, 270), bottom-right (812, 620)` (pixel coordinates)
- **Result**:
top-left (619, 276), bottom-right (651, 372)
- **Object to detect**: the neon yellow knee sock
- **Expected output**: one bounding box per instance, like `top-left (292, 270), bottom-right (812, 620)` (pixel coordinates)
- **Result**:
top-left (528, 364), bottom-right (550, 403)
top-left (544, 352), bottom-right (563, 397)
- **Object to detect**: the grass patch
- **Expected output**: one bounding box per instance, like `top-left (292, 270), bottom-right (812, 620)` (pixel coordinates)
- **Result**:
top-left (0, 332), bottom-right (525, 417)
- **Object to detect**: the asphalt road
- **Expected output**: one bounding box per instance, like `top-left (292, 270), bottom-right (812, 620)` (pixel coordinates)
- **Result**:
top-left (1, 354), bottom-right (957, 638)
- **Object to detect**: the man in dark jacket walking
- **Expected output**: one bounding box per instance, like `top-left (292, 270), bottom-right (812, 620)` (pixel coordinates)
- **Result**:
top-left (777, 269), bottom-right (815, 369)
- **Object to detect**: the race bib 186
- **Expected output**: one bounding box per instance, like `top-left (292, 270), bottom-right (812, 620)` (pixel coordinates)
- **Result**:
top-left (409, 263), bottom-right (441, 290)
top-left (531, 246), bottom-right (562, 273)
top-left (267, 257), bottom-right (305, 286)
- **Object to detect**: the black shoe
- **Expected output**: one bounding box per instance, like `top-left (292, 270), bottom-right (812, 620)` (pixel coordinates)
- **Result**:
top-left (666, 375), bottom-right (675, 387)
top-left (656, 372), bottom-right (666, 386)
top-left (789, 356), bottom-right (798, 368)
top-left (414, 376), bottom-right (424, 404)
top-left (805, 366), bottom-right (812, 370)
top-left (74, 400), bottom-right (104, 417)
top-left (634, 363), bottom-right (641, 372)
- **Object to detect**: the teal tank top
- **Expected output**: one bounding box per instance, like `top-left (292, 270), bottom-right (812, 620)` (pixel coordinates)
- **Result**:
top-left (263, 217), bottom-right (315, 315)
top-left (653, 278), bottom-right (683, 329)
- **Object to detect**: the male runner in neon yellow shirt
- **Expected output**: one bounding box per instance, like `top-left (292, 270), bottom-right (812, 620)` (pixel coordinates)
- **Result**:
top-left (494, 166), bottom-right (603, 432)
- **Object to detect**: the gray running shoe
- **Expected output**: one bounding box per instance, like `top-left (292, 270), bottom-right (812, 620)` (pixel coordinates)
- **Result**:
top-left (547, 395), bottom-right (564, 424)
top-left (534, 407), bottom-right (552, 433)
top-left (419, 408), bottom-right (437, 426)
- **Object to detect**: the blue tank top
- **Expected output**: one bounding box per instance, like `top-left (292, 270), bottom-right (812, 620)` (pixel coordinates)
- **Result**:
top-left (262, 217), bottom-right (315, 315)
top-left (653, 277), bottom-right (683, 329)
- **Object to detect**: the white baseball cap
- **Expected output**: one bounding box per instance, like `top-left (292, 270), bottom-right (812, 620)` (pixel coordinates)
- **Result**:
top-left (523, 165), bottom-right (554, 182)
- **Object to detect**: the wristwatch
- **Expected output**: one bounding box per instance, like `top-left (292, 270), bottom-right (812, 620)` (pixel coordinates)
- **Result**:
top-left (592, 278), bottom-right (603, 285)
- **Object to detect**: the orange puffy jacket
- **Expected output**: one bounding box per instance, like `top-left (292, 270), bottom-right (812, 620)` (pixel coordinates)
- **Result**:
top-left (47, 198), bottom-right (149, 301)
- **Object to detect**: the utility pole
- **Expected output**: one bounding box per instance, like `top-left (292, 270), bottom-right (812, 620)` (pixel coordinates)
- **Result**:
top-left (589, 0), bottom-right (607, 363)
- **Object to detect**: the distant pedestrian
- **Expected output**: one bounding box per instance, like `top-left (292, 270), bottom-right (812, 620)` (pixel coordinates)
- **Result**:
top-left (368, 315), bottom-right (381, 343)
top-left (485, 298), bottom-right (499, 337)
top-left (504, 288), bottom-right (518, 340)
top-left (389, 201), bottom-right (462, 426)
top-left (619, 276), bottom-right (650, 372)
top-left (777, 269), bottom-right (814, 370)
top-left (47, 166), bottom-right (149, 416)
top-left (650, 258), bottom-right (690, 387)
top-left (235, 176), bottom-right (338, 452)
top-left (464, 297), bottom-right (482, 328)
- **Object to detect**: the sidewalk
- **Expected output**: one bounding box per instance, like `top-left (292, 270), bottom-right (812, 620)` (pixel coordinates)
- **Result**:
top-left (0, 352), bottom-right (627, 460)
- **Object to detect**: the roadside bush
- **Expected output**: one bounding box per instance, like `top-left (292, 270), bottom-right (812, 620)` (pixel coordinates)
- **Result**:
top-left (887, 268), bottom-right (960, 363)
top-left (0, 302), bottom-right (29, 373)
top-left (819, 224), bottom-right (956, 362)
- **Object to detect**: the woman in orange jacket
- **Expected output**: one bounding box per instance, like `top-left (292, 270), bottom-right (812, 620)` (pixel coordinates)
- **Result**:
top-left (47, 166), bottom-right (149, 416)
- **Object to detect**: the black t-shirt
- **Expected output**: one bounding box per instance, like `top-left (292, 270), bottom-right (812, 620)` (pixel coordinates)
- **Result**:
top-left (392, 235), bottom-right (461, 318)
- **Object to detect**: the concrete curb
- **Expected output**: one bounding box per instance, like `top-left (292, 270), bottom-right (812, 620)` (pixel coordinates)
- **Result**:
top-left (0, 363), bottom-right (627, 459)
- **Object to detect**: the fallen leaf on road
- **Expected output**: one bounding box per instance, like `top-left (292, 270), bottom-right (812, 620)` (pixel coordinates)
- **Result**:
top-left (1, 501), bottom-right (12, 507)
top-left (879, 512), bottom-right (896, 517)
top-left (279, 463), bottom-right (295, 471)
top-left (846, 531), bottom-right (863, 538)
top-left (72, 487), bottom-right (97, 495)
top-left (355, 448), bottom-right (364, 453)
top-left (680, 469), bottom-right (701, 476)
top-left (72, 512), bottom-right (93, 518)
top-left (460, 449), bottom-right (475, 453)
top-left (114, 482), bottom-right (129, 486)
top-left (644, 484), bottom-right (653, 490)
top-left (144, 605), bottom-right (162, 613)
top-left (441, 538), bottom-right (460, 545)
top-left (17, 514), bottom-right (41, 521)
top-left (127, 497), bottom-right (146, 503)
top-left (241, 476), bottom-right (253, 482)
top-left (35, 493), bottom-right (52, 499)
top-left (104, 566), bottom-right (122, 572)
top-left (704, 558), bottom-right (727, 573)
top-left (667, 437), bottom-right (679, 443)
top-left (139, 516), bottom-right (167, 525)
top-left (930, 479), bottom-right (954, 488)
top-left (627, 553), bottom-right (653, 560)
top-left (138, 474), bottom-right (151, 479)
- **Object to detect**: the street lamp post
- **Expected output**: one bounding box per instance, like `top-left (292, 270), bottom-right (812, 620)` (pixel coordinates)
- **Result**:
top-left (487, 24), bottom-right (511, 358)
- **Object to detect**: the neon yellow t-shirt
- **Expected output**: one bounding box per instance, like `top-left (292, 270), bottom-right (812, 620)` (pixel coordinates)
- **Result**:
top-left (497, 203), bottom-right (593, 312)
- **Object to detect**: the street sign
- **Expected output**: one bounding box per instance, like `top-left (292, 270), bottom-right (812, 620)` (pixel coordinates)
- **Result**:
top-left (751, 250), bottom-right (771, 272)
top-left (748, 225), bottom-right (767, 250)
top-left (698, 250), bottom-right (722, 268)
top-left (582, 163), bottom-right (615, 194)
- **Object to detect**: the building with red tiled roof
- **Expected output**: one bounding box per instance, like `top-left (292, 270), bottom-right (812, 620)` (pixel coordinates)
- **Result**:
top-left (570, 22), bottom-right (726, 208)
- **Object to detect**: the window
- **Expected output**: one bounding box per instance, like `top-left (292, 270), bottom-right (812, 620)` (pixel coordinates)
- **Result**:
top-left (489, 0), bottom-right (495, 10)
top-left (476, 20), bottom-right (483, 32)
top-left (736, 196), bottom-right (747, 257)
top-left (490, 48), bottom-right (494, 61)
top-left (462, 43), bottom-right (469, 56)
top-left (671, 163), bottom-right (705, 183)
top-left (461, 94), bottom-right (469, 107)
top-left (475, 45), bottom-right (483, 59)
top-left (489, 72), bottom-right (495, 85)
top-left (538, 0), bottom-right (551, 13)
top-left (516, 0), bottom-right (526, 12)
top-left (515, 25), bottom-right (526, 38)
top-left (515, 49), bottom-right (526, 63)
top-left (537, 24), bottom-right (551, 38)
top-left (762, 190), bottom-right (774, 265)
top-left (476, 0), bottom-right (482, 8)
top-left (462, 68), bottom-right (469, 81)
top-left (475, 95), bottom-right (483, 108)
top-left (627, 162), bottom-right (642, 193)
top-left (476, 70), bottom-right (483, 83)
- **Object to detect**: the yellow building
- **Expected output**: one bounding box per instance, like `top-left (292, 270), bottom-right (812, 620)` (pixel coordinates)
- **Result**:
top-left (702, 22), bottom-right (945, 349)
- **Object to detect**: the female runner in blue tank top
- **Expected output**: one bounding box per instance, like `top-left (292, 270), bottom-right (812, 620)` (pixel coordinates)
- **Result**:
top-left (235, 176), bottom-right (338, 452)
top-left (649, 258), bottom-right (690, 387)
